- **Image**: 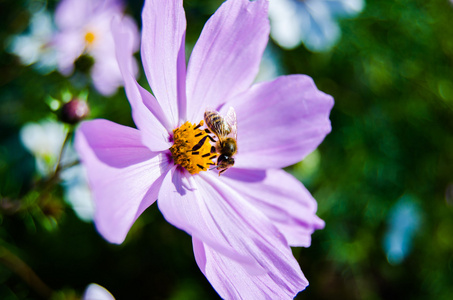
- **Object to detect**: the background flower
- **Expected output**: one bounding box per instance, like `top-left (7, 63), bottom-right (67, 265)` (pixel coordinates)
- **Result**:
top-left (383, 195), bottom-right (422, 265)
top-left (269, 0), bottom-right (365, 51)
top-left (7, 10), bottom-right (57, 74)
top-left (20, 120), bottom-right (94, 222)
top-left (53, 0), bottom-right (139, 96)
top-left (20, 120), bottom-right (67, 176)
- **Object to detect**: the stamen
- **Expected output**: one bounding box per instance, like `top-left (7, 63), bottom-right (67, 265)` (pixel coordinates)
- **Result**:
top-left (85, 32), bottom-right (96, 45)
top-left (170, 121), bottom-right (217, 175)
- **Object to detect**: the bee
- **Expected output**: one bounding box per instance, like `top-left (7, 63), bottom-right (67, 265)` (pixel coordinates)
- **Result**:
top-left (204, 107), bottom-right (238, 175)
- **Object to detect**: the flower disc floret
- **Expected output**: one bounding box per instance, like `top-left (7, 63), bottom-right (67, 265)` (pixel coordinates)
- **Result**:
top-left (170, 121), bottom-right (216, 175)
top-left (84, 31), bottom-right (96, 45)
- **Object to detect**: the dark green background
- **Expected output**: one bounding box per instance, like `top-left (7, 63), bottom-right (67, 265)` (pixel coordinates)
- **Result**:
top-left (1, 0), bottom-right (452, 299)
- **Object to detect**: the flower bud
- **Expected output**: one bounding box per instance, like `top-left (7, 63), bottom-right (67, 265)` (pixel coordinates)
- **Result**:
top-left (60, 98), bottom-right (89, 124)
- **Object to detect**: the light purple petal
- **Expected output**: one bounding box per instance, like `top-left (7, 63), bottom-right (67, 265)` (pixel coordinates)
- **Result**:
top-left (75, 119), bottom-right (171, 244)
top-left (186, 0), bottom-right (270, 121)
top-left (221, 168), bottom-right (324, 247)
top-left (55, 0), bottom-right (91, 30)
top-left (158, 170), bottom-right (307, 291)
top-left (55, 0), bottom-right (122, 30)
top-left (141, 0), bottom-right (187, 127)
top-left (226, 74), bottom-right (334, 169)
top-left (193, 237), bottom-right (307, 299)
top-left (53, 31), bottom-right (85, 75)
top-left (112, 17), bottom-right (172, 151)
top-left (90, 54), bottom-right (123, 96)
top-left (157, 169), bottom-right (260, 269)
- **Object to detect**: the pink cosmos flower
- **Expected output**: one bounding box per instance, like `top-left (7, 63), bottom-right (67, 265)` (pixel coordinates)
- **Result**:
top-left (75, 0), bottom-right (334, 298)
top-left (53, 0), bottom-right (139, 96)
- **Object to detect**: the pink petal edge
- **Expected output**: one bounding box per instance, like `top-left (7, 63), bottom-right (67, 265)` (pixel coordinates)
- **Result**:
top-left (221, 168), bottom-right (325, 247)
top-left (193, 237), bottom-right (308, 299)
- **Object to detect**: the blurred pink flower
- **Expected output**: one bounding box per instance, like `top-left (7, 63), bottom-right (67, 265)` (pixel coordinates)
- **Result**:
top-left (76, 0), bottom-right (333, 297)
top-left (53, 0), bottom-right (139, 95)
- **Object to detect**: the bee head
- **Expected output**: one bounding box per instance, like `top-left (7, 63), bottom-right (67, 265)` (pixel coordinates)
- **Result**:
top-left (217, 154), bottom-right (235, 168)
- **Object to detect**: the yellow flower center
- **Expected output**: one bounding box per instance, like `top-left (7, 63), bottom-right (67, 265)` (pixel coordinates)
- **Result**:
top-left (170, 121), bottom-right (217, 175)
top-left (84, 31), bottom-right (96, 45)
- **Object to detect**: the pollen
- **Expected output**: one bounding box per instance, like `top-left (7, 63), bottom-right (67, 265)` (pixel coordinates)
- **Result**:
top-left (170, 121), bottom-right (216, 175)
top-left (84, 31), bottom-right (96, 45)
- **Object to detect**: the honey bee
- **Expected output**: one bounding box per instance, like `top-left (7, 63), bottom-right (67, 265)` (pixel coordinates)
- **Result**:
top-left (204, 107), bottom-right (238, 175)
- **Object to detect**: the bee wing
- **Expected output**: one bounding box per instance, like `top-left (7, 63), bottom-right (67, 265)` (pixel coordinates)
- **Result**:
top-left (225, 106), bottom-right (237, 140)
top-left (205, 109), bottom-right (228, 139)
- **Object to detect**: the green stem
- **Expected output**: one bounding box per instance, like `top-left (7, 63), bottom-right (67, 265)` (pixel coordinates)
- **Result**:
top-left (0, 246), bottom-right (54, 299)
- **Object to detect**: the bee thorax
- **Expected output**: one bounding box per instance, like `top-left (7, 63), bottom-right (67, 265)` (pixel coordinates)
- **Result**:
top-left (218, 138), bottom-right (237, 156)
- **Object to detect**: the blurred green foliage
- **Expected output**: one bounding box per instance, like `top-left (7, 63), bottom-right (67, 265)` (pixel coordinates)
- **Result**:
top-left (1, 0), bottom-right (453, 299)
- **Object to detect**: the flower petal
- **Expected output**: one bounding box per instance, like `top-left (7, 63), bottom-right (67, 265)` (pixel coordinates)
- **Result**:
top-left (193, 237), bottom-right (307, 299)
top-left (75, 119), bottom-right (171, 244)
top-left (325, 0), bottom-right (365, 18)
top-left (300, 1), bottom-right (340, 52)
top-left (269, 0), bottom-right (305, 49)
top-left (91, 55), bottom-right (123, 96)
top-left (55, 0), bottom-right (91, 30)
top-left (141, 0), bottom-right (187, 127)
top-left (89, 13), bottom-right (139, 96)
top-left (221, 168), bottom-right (325, 247)
top-left (226, 74), bottom-right (334, 169)
top-left (53, 31), bottom-right (85, 75)
top-left (157, 169), bottom-right (260, 269)
top-left (83, 283), bottom-right (115, 300)
top-left (112, 17), bottom-right (172, 151)
top-left (158, 170), bottom-right (306, 290)
top-left (186, 0), bottom-right (270, 121)
top-left (269, 0), bottom-right (342, 52)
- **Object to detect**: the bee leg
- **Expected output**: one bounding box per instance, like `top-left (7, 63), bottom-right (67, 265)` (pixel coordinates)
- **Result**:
top-left (191, 136), bottom-right (209, 151)
top-left (206, 135), bottom-right (216, 143)
top-left (218, 168), bottom-right (227, 176)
